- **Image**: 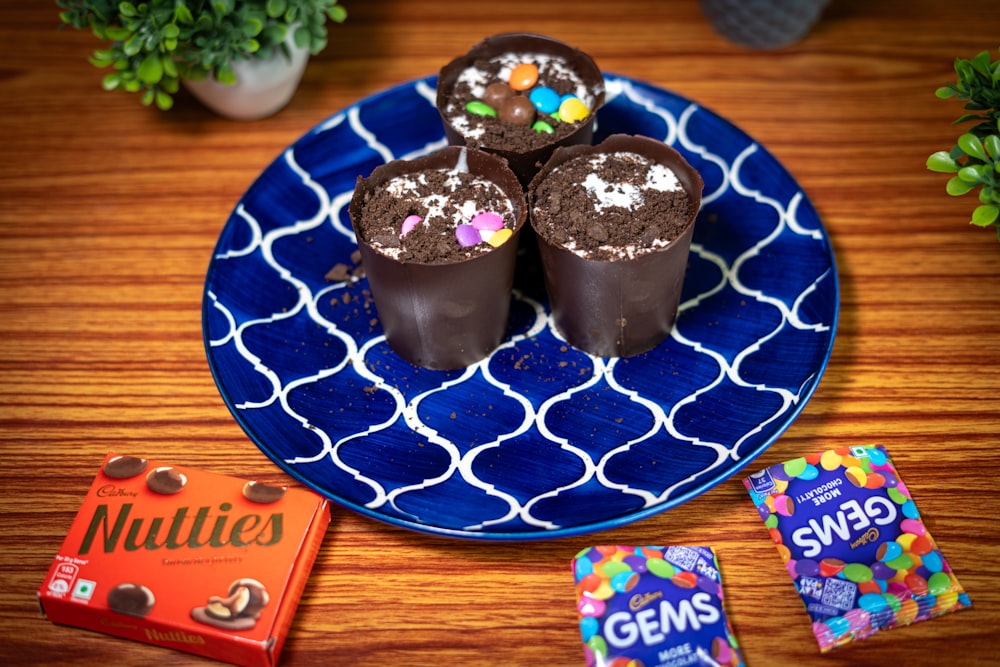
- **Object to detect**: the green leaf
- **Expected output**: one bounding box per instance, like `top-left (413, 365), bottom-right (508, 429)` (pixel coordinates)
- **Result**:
top-left (266, 0), bottom-right (287, 18)
top-left (175, 5), bottom-right (194, 23)
top-left (971, 50), bottom-right (992, 75)
top-left (119, 2), bottom-right (137, 18)
top-left (927, 151), bottom-right (960, 173)
top-left (104, 26), bottom-right (131, 41)
top-left (162, 57), bottom-right (177, 78)
top-left (243, 17), bottom-right (263, 37)
top-left (137, 53), bottom-right (163, 84)
top-left (971, 204), bottom-right (999, 227)
top-left (155, 90), bottom-right (174, 111)
top-left (216, 65), bottom-right (237, 85)
top-left (89, 50), bottom-right (114, 67)
top-left (294, 24), bottom-right (310, 49)
top-left (946, 175), bottom-right (976, 196)
top-left (986, 135), bottom-right (1000, 159)
top-left (329, 4), bottom-right (347, 22)
top-left (958, 165), bottom-right (984, 183)
top-left (102, 72), bottom-right (121, 90)
top-left (123, 34), bottom-right (142, 56)
top-left (958, 133), bottom-right (988, 161)
top-left (261, 23), bottom-right (287, 46)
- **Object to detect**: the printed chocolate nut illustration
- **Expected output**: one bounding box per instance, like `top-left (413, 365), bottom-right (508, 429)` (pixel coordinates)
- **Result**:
top-left (229, 578), bottom-right (269, 617)
top-left (107, 583), bottom-right (155, 617)
top-left (242, 480), bottom-right (286, 503)
top-left (206, 585), bottom-right (251, 619)
top-left (145, 466), bottom-right (187, 494)
top-left (102, 455), bottom-right (148, 479)
top-left (191, 578), bottom-right (269, 631)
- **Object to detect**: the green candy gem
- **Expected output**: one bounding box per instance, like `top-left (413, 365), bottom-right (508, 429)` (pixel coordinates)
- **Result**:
top-left (466, 100), bottom-right (496, 117)
top-left (784, 457), bottom-right (808, 478)
top-left (764, 513), bottom-right (778, 529)
top-left (883, 593), bottom-right (902, 613)
top-left (532, 120), bottom-right (554, 134)
top-left (586, 634), bottom-right (608, 657)
top-left (843, 563), bottom-right (874, 583)
top-left (601, 560), bottom-right (632, 578)
top-left (646, 558), bottom-right (675, 579)
top-left (886, 554), bottom-right (915, 572)
top-left (887, 487), bottom-right (909, 505)
top-left (928, 571), bottom-right (952, 596)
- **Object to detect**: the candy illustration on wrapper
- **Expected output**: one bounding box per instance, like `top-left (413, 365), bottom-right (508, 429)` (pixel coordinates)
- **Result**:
top-left (744, 445), bottom-right (971, 652)
top-left (571, 545), bottom-right (744, 666)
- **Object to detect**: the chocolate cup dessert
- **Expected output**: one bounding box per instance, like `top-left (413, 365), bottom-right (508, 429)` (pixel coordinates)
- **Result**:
top-left (349, 146), bottom-right (527, 370)
top-left (436, 32), bottom-right (606, 187)
top-left (528, 134), bottom-right (704, 358)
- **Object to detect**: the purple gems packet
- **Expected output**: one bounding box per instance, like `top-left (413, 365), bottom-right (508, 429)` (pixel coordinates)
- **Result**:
top-left (744, 445), bottom-right (971, 652)
top-left (572, 545), bottom-right (744, 667)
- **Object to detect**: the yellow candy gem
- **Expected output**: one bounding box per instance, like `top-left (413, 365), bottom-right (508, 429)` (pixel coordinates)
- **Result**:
top-left (558, 97), bottom-right (589, 122)
top-left (486, 228), bottom-right (513, 247)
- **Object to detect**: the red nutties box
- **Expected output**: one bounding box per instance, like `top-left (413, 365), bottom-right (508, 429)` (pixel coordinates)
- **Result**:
top-left (37, 453), bottom-right (330, 667)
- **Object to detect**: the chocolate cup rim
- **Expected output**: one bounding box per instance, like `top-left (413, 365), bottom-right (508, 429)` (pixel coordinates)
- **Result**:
top-left (435, 33), bottom-right (607, 184)
top-left (350, 145), bottom-right (528, 259)
top-left (528, 133), bottom-right (705, 254)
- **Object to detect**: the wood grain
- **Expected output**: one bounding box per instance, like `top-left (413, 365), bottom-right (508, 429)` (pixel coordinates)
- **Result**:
top-left (1, 1), bottom-right (997, 665)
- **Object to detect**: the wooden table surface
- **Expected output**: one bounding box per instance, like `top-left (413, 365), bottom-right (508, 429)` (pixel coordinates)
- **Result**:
top-left (2, 1), bottom-right (998, 665)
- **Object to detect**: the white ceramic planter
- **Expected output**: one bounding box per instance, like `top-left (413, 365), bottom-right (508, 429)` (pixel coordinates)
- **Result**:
top-left (184, 40), bottom-right (310, 120)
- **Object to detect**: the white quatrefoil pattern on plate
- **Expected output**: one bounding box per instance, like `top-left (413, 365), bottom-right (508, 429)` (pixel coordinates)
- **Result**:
top-left (203, 74), bottom-right (839, 540)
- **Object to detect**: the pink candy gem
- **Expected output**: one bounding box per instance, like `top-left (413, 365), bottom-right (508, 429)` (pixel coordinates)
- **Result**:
top-left (470, 211), bottom-right (504, 231)
top-left (577, 595), bottom-right (605, 617)
top-left (455, 224), bottom-right (482, 247)
top-left (900, 518), bottom-right (927, 537)
top-left (401, 214), bottom-right (422, 237)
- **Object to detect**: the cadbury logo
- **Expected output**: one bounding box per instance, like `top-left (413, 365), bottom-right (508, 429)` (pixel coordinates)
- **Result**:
top-left (628, 590), bottom-right (663, 612)
top-left (77, 503), bottom-right (283, 555)
top-left (851, 527), bottom-right (880, 550)
top-left (96, 484), bottom-right (139, 499)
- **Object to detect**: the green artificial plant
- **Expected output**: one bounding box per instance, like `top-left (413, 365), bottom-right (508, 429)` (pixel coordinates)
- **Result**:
top-left (57, 0), bottom-right (347, 111)
top-left (926, 48), bottom-right (1000, 241)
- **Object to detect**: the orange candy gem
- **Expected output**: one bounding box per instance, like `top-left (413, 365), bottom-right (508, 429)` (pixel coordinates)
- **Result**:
top-left (509, 62), bottom-right (539, 91)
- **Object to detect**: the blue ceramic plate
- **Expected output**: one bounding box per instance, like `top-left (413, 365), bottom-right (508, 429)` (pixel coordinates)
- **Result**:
top-left (202, 74), bottom-right (838, 540)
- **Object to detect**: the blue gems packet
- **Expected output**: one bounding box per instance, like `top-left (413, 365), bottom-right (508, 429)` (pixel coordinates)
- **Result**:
top-left (572, 545), bottom-right (744, 666)
top-left (744, 444), bottom-right (971, 651)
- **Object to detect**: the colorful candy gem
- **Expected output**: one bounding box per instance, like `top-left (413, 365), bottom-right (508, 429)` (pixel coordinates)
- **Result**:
top-left (485, 228), bottom-right (512, 248)
top-left (465, 100), bottom-right (496, 117)
top-left (529, 86), bottom-right (560, 114)
top-left (558, 96), bottom-right (589, 122)
top-left (509, 62), bottom-right (538, 91)
top-left (470, 211), bottom-right (504, 231)
top-left (400, 214), bottom-right (422, 237)
top-left (455, 224), bottom-right (482, 247)
top-left (531, 120), bottom-right (554, 134)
